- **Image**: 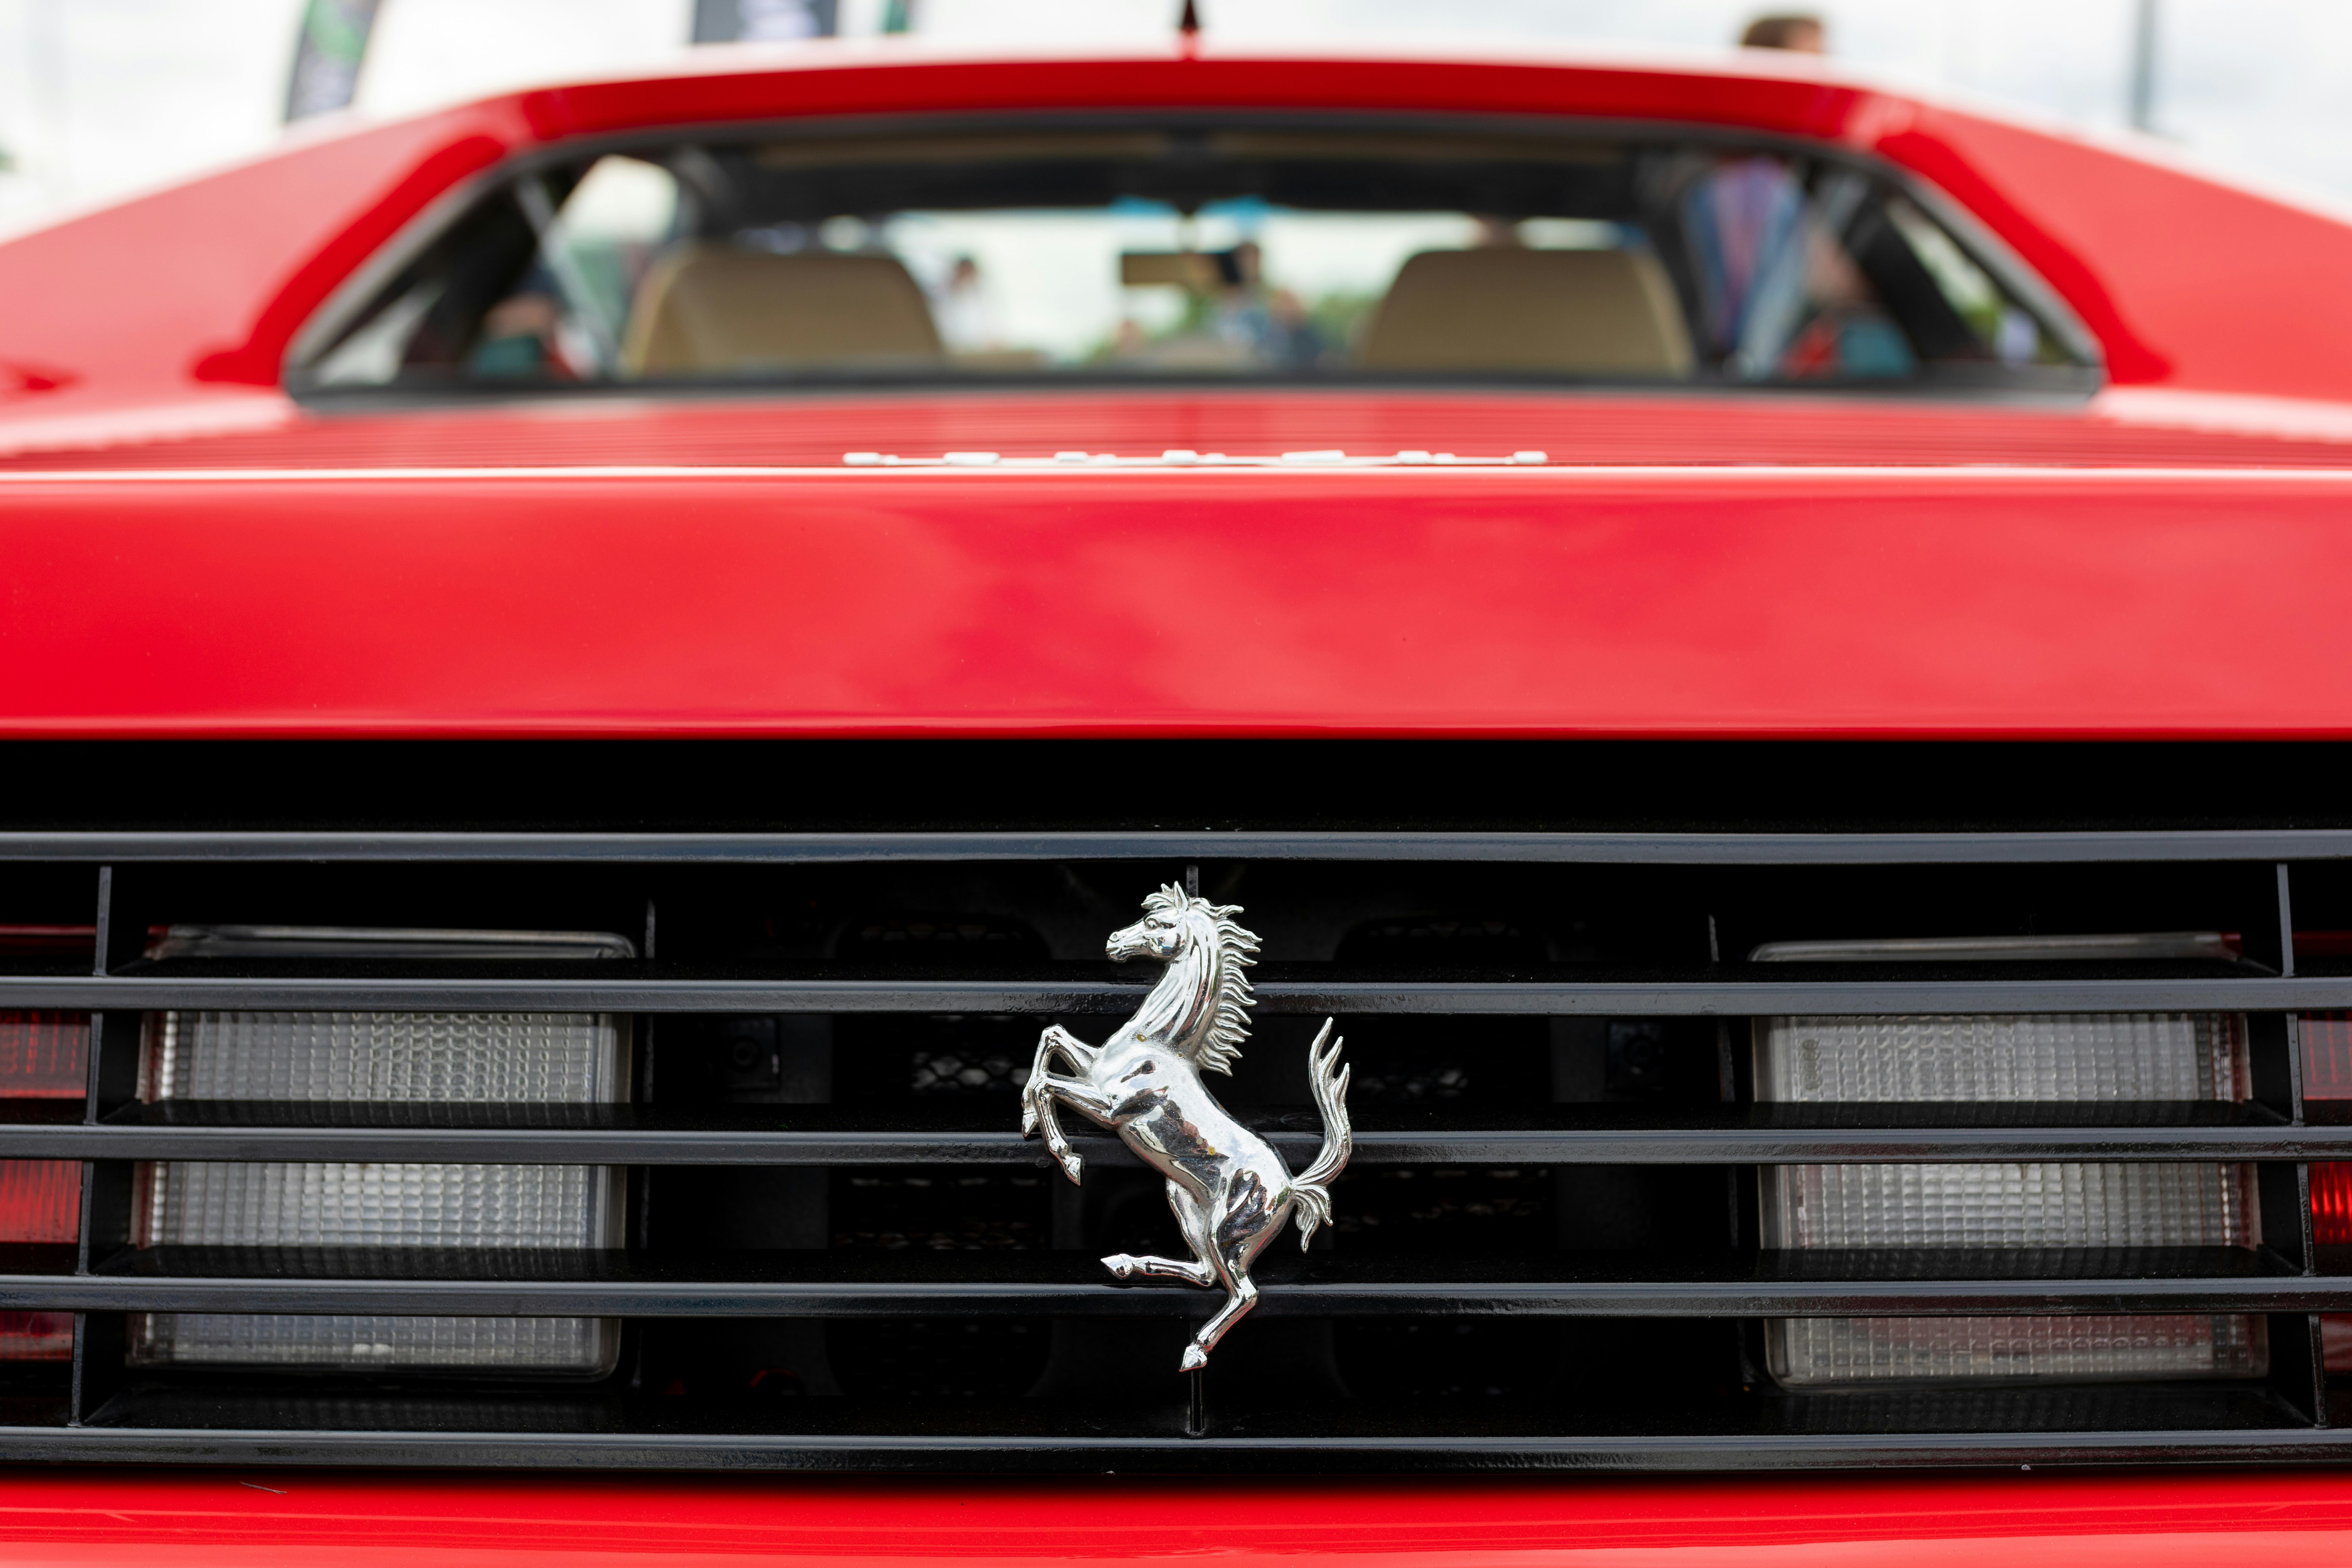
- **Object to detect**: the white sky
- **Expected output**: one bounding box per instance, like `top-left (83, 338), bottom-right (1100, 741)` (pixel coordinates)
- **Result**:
top-left (2, 0), bottom-right (2348, 233)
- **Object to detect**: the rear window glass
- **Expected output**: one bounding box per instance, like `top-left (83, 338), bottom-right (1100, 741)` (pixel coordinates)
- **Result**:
top-left (296, 123), bottom-right (2093, 394)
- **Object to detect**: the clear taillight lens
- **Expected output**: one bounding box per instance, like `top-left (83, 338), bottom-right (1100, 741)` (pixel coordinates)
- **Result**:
top-left (1764, 1160), bottom-right (2256, 1250)
top-left (140, 1011), bottom-right (622, 1102)
top-left (1773, 1313), bottom-right (2265, 1385)
top-left (127, 1314), bottom-right (613, 1373)
top-left (135, 1160), bottom-right (616, 1249)
top-left (1755, 987), bottom-right (2264, 1386)
top-left (126, 927), bottom-right (631, 1376)
top-left (1756, 1012), bottom-right (2248, 1103)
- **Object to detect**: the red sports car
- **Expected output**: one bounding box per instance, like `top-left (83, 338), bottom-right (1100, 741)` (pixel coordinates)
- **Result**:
top-left (3, 32), bottom-right (2352, 1565)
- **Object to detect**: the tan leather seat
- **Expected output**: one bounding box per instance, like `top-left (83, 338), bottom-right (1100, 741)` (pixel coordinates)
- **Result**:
top-left (619, 246), bottom-right (943, 376)
top-left (1356, 248), bottom-right (1695, 376)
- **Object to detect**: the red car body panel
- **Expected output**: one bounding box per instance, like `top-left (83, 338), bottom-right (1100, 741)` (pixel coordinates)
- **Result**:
top-left (6, 462), bottom-right (2352, 739)
top-left (8, 34), bottom-right (2352, 1548)
top-left (3, 52), bottom-right (2352, 740)
top-left (6, 1469), bottom-right (2352, 1565)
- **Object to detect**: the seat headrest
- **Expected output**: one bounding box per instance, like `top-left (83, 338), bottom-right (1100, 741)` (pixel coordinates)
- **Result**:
top-left (1356, 248), bottom-right (1695, 376)
top-left (619, 246), bottom-right (943, 377)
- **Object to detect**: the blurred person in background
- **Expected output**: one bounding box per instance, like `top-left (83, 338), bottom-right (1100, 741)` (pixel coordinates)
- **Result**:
top-left (934, 256), bottom-right (1002, 354)
top-left (468, 291), bottom-right (578, 380)
top-left (1208, 241), bottom-right (1323, 369)
top-left (1740, 14), bottom-right (1827, 53)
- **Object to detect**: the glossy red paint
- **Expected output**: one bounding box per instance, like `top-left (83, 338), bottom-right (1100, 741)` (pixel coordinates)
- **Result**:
top-left (0, 107), bottom-right (517, 408)
top-left (1, 1469), bottom-right (2351, 1564)
top-left (9, 464), bottom-right (2352, 738)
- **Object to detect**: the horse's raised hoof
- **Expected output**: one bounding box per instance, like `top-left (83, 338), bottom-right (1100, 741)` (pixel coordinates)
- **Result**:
top-left (1179, 1344), bottom-right (1209, 1372)
top-left (1019, 1103), bottom-right (1038, 1137)
top-left (1058, 1152), bottom-right (1084, 1184)
top-left (1102, 1253), bottom-right (1137, 1280)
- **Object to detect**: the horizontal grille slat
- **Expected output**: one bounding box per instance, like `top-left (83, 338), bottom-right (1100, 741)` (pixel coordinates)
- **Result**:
top-left (0, 1249), bottom-right (2337, 1317)
top-left (10, 1424), bottom-right (2352, 1470)
top-left (4, 828), bottom-right (2352, 865)
top-left (0, 975), bottom-right (2344, 1014)
top-left (16, 1381), bottom-right (2338, 1469)
top-left (0, 1105), bottom-right (2339, 1163)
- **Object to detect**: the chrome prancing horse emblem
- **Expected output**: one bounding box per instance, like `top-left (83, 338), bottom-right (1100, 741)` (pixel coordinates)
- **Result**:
top-left (1021, 886), bottom-right (1351, 1372)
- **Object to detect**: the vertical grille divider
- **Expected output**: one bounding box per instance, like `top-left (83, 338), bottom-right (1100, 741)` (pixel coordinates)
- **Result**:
top-left (67, 865), bottom-right (109, 1426)
top-left (2281, 861), bottom-right (2329, 1425)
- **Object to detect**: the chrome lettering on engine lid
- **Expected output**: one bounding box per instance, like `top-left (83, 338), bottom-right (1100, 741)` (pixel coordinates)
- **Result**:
top-left (1020, 886), bottom-right (1350, 1372)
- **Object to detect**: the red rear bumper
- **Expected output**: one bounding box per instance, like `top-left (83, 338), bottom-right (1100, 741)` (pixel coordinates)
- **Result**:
top-left (8, 1470), bottom-right (2352, 1565)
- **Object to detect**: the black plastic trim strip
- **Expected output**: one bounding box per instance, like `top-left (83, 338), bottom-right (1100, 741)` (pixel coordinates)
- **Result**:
top-left (0, 1427), bottom-right (2343, 1471)
top-left (4, 829), bottom-right (2352, 863)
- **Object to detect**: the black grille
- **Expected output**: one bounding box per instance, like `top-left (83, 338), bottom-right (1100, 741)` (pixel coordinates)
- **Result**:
top-left (4, 741), bottom-right (2352, 1470)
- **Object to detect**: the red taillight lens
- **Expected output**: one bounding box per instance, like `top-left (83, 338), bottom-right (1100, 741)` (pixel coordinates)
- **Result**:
top-left (0, 927), bottom-right (92, 959)
top-left (2304, 1013), bottom-right (2352, 1100)
top-left (2314, 1162), bottom-right (2352, 1246)
top-left (0, 1160), bottom-right (79, 1246)
top-left (0, 1313), bottom-right (72, 1362)
top-left (0, 1012), bottom-right (86, 1099)
top-left (2310, 1163), bottom-right (2352, 1371)
top-left (0, 1162), bottom-right (80, 1362)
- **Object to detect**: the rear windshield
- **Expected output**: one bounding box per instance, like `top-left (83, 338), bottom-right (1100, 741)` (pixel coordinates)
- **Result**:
top-left (295, 121), bottom-right (2096, 395)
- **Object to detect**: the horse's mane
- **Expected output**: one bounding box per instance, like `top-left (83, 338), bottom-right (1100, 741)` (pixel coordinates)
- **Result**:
top-left (1144, 883), bottom-right (1259, 1076)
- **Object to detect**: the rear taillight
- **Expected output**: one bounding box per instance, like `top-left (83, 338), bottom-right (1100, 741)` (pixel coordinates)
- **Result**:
top-left (125, 926), bottom-right (631, 1376)
top-left (1754, 935), bottom-right (2266, 1386)
top-left (0, 1157), bottom-right (82, 1363)
top-left (2310, 1161), bottom-right (2352, 1245)
top-left (2302, 1017), bottom-right (2352, 1371)
top-left (0, 999), bottom-right (88, 1356)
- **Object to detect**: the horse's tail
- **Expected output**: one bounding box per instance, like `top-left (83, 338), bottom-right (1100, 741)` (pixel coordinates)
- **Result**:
top-left (1291, 1018), bottom-right (1352, 1251)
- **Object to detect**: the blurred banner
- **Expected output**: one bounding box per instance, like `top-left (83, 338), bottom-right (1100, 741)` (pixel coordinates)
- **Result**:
top-left (691, 0), bottom-right (840, 41)
top-left (284, 0), bottom-right (382, 120)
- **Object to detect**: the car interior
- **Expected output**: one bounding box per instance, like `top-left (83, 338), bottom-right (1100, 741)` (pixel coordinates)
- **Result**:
top-left (294, 120), bottom-right (2096, 394)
